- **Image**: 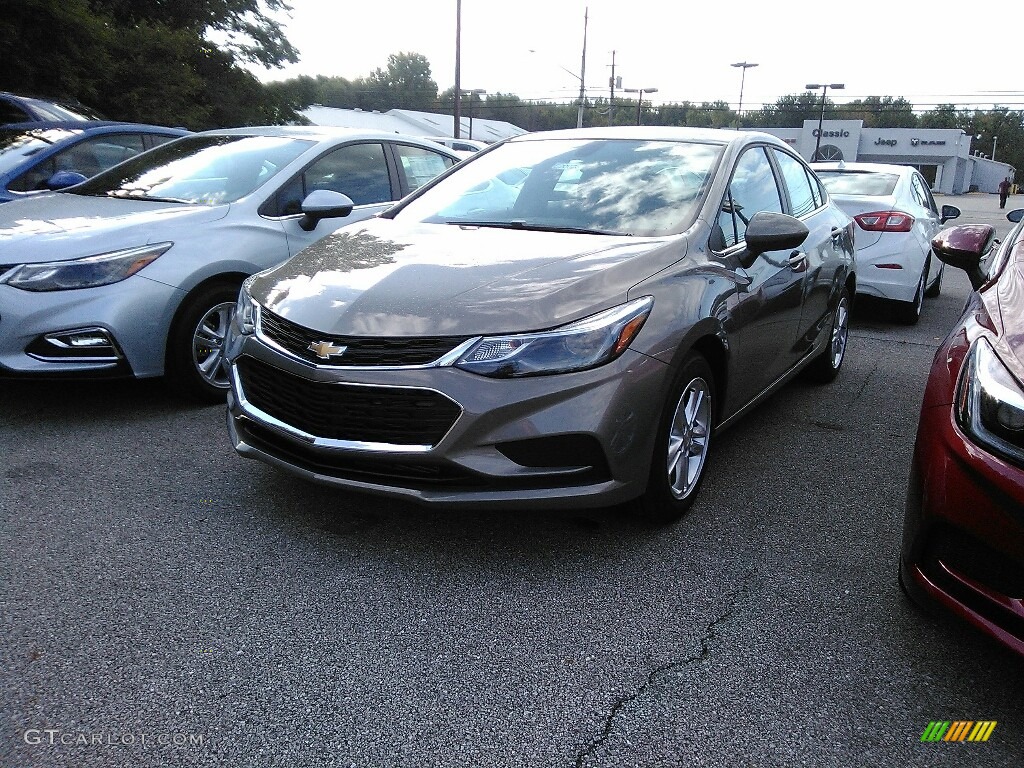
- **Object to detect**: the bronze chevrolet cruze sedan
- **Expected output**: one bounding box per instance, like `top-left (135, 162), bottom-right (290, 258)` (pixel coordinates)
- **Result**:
top-left (225, 127), bottom-right (856, 522)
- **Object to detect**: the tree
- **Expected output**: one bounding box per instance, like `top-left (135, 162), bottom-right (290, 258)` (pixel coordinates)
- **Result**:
top-left (365, 53), bottom-right (439, 112)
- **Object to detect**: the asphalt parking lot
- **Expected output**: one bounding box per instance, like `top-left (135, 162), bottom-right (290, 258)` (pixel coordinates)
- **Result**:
top-left (3, 193), bottom-right (1023, 767)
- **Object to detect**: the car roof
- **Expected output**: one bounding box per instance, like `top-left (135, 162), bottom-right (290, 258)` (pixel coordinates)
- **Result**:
top-left (0, 119), bottom-right (189, 134)
top-left (506, 125), bottom-right (788, 148)
top-left (196, 125), bottom-right (459, 144)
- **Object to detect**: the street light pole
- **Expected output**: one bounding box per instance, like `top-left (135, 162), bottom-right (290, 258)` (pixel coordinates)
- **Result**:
top-left (993, 135), bottom-right (998, 162)
top-left (806, 82), bottom-right (845, 161)
top-left (453, 0), bottom-right (462, 139)
top-left (731, 62), bottom-right (758, 128)
top-left (461, 88), bottom-right (486, 139)
top-left (576, 6), bottom-right (588, 129)
top-left (624, 87), bottom-right (658, 126)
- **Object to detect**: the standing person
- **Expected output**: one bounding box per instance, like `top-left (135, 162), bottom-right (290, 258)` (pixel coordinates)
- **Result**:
top-left (998, 177), bottom-right (1011, 209)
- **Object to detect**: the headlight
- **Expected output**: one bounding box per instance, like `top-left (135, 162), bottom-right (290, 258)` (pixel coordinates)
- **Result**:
top-left (2, 242), bottom-right (172, 292)
top-left (454, 296), bottom-right (653, 378)
top-left (957, 337), bottom-right (1024, 463)
top-left (236, 278), bottom-right (258, 335)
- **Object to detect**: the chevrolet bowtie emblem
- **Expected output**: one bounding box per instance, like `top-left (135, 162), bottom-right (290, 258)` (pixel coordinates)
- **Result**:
top-left (307, 340), bottom-right (348, 359)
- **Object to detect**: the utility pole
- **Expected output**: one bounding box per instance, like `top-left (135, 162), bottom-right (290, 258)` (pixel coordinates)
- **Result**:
top-left (608, 50), bottom-right (617, 122)
top-left (576, 6), bottom-right (588, 129)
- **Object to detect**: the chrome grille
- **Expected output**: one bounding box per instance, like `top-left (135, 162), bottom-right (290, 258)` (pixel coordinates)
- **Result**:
top-left (258, 309), bottom-right (471, 367)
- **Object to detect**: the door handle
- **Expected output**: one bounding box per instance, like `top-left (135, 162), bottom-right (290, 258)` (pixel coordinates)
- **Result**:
top-left (788, 251), bottom-right (808, 272)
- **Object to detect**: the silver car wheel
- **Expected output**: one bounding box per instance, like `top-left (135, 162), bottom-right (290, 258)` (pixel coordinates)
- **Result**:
top-left (831, 295), bottom-right (850, 369)
top-left (191, 301), bottom-right (234, 388)
top-left (666, 377), bottom-right (712, 500)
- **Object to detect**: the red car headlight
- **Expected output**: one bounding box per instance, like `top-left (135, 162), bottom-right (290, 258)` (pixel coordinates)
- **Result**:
top-left (956, 337), bottom-right (1024, 464)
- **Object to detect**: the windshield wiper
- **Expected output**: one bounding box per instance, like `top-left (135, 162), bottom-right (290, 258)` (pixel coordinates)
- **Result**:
top-left (100, 191), bottom-right (193, 204)
top-left (447, 220), bottom-right (629, 236)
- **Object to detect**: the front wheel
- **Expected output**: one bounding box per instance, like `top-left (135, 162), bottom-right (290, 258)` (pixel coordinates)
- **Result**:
top-left (166, 283), bottom-right (240, 403)
top-left (631, 353), bottom-right (715, 525)
top-left (803, 286), bottom-right (851, 384)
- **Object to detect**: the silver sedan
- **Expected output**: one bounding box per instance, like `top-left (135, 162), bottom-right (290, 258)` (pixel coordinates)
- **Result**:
top-left (0, 126), bottom-right (459, 399)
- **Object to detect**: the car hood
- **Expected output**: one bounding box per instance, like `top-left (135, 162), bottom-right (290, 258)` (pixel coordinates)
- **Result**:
top-left (249, 217), bottom-right (683, 336)
top-left (0, 193), bottom-right (229, 262)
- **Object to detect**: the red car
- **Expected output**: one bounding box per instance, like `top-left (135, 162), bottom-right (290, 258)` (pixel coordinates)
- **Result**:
top-left (900, 208), bottom-right (1024, 656)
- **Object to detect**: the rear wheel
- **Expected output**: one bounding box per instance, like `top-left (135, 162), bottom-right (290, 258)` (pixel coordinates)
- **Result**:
top-left (631, 353), bottom-right (715, 525)
top-left (894, 257), bottom-right (927, 325)
top-left (803, 286), bottom-right (850, 384)
top-left (166, 283), bottom-right (239, 403)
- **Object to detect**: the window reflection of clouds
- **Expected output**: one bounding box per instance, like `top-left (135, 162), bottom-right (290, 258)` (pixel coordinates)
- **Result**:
top-left (403, 139), bottom-right (720, 237)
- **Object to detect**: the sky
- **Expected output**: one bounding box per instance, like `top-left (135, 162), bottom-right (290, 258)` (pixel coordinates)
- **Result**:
top-left (250, 0), bottom-right (1022, 115)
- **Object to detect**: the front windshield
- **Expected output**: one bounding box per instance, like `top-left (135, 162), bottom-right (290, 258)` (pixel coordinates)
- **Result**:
top-left (0, 128), bottom-right (77, 176)
top-left (394, 138), bottom-right (723, 236)
top-left (70, 134), bottom-right (314, 205)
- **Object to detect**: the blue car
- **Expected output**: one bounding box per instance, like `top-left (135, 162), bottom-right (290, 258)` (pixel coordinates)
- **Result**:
top-left (0, 121), bottom-right (189, 203)
top-left (0, 91), bottom-right (105, 123)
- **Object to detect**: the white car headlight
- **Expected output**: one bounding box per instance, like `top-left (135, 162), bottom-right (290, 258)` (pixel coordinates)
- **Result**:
top-left (2, 242), bottom-right (173, 292)
top-left (454, 296), bottom-right (653, 378)
top-left (957, 337), bottom-right (1024, 463)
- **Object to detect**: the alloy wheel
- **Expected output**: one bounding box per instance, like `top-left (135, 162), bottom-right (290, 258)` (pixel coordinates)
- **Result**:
top-left (191, 301), bottom-right (235, 388)
top-left (666, 377), bottom-right (712, 500)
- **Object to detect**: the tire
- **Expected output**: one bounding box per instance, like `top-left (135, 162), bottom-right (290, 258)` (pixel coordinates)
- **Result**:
top-left (893, 257), bottom-right (927, 325)
top-left (166, 283), bottom-right (240, 403)
top-left (924, 260), bottom-right (943, 298)
top-left (631, 353), bottom-right (715, 525)
top-left (802, 286), bottom-right (851, 384)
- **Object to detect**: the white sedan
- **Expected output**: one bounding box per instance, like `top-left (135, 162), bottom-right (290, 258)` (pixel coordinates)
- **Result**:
top-left (0, 126), bottom-right (460, 400)
top-left (813, 161), bottom-right (960, 324)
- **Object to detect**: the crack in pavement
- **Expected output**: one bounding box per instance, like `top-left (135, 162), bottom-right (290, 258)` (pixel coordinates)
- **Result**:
top-left (574, 568), bottom-right (756, 768)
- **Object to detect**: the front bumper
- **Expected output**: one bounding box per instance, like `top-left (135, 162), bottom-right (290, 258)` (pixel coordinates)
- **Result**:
top-left (0, 276), bottom-right (184, 379)
top-left (226, 328), bottom-right (673, 509)
top-left (901, 399), bottom-right (1024, 657)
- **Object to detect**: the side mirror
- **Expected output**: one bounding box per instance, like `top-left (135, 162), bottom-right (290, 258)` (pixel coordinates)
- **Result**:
top-left (1008, 208), bottom-right (1024, 224)
top-left (931, 224), bottom-right (994, 290)
top-left (298, 189), bottom-right (355, 232)
top-left (743, 211), bottom-right (809, 261)
top-left (46, 170), bottom-right (88, 190)
top-left (939, 204), bottom-right (960, 224)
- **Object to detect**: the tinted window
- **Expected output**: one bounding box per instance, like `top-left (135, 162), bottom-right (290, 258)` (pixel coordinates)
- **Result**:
top-left (773, 149), bottom-right (816, 217)
top-left (0, 100), bottom-right (31, 123)
top-left (817, 171), bottom-right (899, 196)
top-left (715, 147), bottom-right (784, 249)
top-left (911, 173), bottom-right (938, 214)
top-left (304, 142), bottom-right (392, 206)
top-left (394, 144), bottom-right (455, 191)
top-left (12, 133), bottom-right (149, 190)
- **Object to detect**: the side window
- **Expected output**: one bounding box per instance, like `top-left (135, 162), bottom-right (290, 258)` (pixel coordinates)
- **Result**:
top-left (393, 144), bottom-right (456, 192)
top-left (714, 147), bottom-right (784, 250)
top-left (146, 133), bottom-right (179, 150)
top-left (11, 134), bottom-right (146, 190)
top-left (302, 142), bottom-right (392, 206)
top-left (0, 100), bottom-right (31, 123)
top-left (809, 170), bottom-right (828, 208)
top-left (772, 149), bottom-right (816, 217)
top-left (911, 174), bottom-right (938, 214)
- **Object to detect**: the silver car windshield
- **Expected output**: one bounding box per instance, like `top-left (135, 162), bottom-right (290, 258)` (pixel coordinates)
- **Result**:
top-left (71, 135), bottom-right (314, 205)
top-left (395, 138), bottom-right (723, 237)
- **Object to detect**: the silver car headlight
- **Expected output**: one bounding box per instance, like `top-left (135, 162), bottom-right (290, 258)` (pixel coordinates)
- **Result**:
top-left (454, 296), bottom-right (653, 378)
top-left (956, 337), bottom-right (1024, 463)
top-left (235, 279), bottom-right (258, 335)
top-left (2, 242), bottom-right (173, 292)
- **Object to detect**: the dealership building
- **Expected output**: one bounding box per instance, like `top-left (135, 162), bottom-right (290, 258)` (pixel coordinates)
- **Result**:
top-left (757, 120), bottom-right (1015, 194)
